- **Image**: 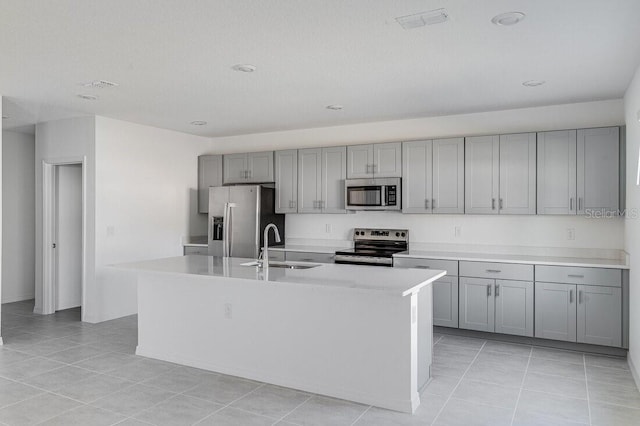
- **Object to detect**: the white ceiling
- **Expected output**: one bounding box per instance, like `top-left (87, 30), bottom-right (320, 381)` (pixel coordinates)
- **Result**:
top-left (2, 0), bottom-right (640, 137)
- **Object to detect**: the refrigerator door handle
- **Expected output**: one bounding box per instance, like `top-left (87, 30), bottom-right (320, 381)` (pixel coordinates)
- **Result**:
top-left (225, 203), bottom-right (237, 256)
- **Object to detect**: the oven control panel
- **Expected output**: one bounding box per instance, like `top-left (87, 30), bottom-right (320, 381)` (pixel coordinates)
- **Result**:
top-left (353, 228), bottom-right (409, 242)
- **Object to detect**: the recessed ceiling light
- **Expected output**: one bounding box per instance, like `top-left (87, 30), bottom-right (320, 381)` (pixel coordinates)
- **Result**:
top-left (522, 80), bottom-right (546, 87)
top-left (232, 64), bottom-right (257, 73)
top-left (326, 105), bottom-right (344, 111)
top-left (491, 12), bottom-right (526, 26)
top-left (77, 94), bottom-right (99, 100)
top-left (81, 80), bottom-right (119, 89)
top-left (396, 8), bottom-right (449, 29)
top-left (190, 120), bottom-right (208, 126)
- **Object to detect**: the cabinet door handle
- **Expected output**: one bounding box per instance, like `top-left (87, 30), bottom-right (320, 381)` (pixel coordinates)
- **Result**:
top-left (366, 164), bottom-right (371, 174)
top-left (425, 199), bottom-right (429, 209)
top-left (570, 197), bottom-right (574, 211)
top-left (495, 284), bottom-right (500, 296)
top-left (432, 199), bottom-right (436, 209)
top-left (579, 197), bottom-right (583, 211)
top-left (487, 284), bottom-right (492, 297)
top-left (248, 170), bottom-right (252, 179)
top-left (569, 289), bottom-right (574, 304)
top-left (486, 269), bottom-right (501, 273)
top-left (568, 274), bottom-right (584, 278)
top-left (578, 290), bottom-right (583, 304)
top-left (492, 198), bottom-right (496, 210)
top-left (499, 198), bottom-right (503, 210)
top-left (319, 200), bottom-right (324, 209)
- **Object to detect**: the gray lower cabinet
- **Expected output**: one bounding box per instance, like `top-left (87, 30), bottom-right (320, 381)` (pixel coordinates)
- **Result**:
top-left (275, 150), bottom-right (298, 213)
top-left (285, 251), bottom-right (335, 263)
top-left (459, 261), bottom-right (534, 337)
top-left (534, 265), bottom-right (622, 347)
top-left (197, 155), bottom-right (223, 214)
top-left (184, 246), bottom-right (208, 255)
top-left (394, 257), bottom-right (459, 328)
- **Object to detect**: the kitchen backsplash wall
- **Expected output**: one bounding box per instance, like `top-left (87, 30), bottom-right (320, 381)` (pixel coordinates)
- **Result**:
top-left (285, 212), bottom-right (624, 251)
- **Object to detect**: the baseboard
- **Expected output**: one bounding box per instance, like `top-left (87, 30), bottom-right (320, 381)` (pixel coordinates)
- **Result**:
top-left (1, 293), bottom-right (35, 304)
top-left (629, 354), bottom-right (640, 391)
top-left (435, 327), bottom-right (628, 357)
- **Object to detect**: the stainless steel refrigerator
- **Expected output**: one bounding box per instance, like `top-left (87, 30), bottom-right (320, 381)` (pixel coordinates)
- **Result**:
top-left (208, 185), bottom-right (285, 258)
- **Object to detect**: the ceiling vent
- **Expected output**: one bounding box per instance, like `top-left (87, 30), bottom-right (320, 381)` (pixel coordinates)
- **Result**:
top-left (396, 8), bottom-right (449, 29)
top-left (82, 80), bottom-right (119, 89)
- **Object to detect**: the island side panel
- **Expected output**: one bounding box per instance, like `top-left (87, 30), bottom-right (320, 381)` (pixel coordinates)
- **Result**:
top-left (136, 271), bottom-right (420, 413)
top-left (417, 284), bottom-right (433, 391)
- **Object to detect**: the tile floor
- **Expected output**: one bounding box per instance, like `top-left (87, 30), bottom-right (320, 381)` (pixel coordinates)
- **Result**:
top-left (1, 300), bottom-right (639, 425)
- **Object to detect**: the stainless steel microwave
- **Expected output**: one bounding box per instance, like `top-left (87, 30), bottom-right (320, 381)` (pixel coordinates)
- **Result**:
top-left (345, 178), bottom-right (401, 211)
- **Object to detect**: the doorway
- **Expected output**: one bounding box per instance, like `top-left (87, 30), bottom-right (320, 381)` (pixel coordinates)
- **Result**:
top-left (41, 158), bottom-right (86, 319)
top-left (55, 164), bottom-right (82, 311)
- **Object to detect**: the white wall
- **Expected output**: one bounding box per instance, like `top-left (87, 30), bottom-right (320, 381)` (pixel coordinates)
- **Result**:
top-left (209, 99), bottom-right (626, 253)
top-left (35, 116), bottom-right (96, 319)
top-left (2, 131), bottom-right (35, 303)
top-left (94, 116), bottom-right (212, 321)
top-left (624, 64), bottom-right (640, 380)
top-left (210, 100), bottom-right (624, 153)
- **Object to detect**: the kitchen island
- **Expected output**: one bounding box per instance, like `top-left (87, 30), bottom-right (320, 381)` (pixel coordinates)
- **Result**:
top-left (115, 255), bottom-right (445, 413)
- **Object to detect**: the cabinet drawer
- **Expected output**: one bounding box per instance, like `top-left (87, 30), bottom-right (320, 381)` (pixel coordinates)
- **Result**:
top-left (184, 246), bottom-right (208, 256)
top-left (460, 261), bottom-right (533, 281)
top-left (286, 251), bottom-right (335, 263)
top-left (535, 265), bottom-right (621, 287)
top-left (267, 250), bottom-right (286, 262)
top-left (394, 257), bottom-right (458, 276)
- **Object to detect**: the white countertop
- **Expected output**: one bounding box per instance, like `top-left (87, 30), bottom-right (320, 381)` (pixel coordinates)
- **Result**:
top-left (114, 255), bottom-right (445, 297)
top-left (394, 250), bottom-right (629, 269)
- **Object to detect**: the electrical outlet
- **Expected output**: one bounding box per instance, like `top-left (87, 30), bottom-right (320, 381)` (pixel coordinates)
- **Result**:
top-left (224, 303), bottom-right (232, 319)
top-left (454, 226), bottom-right (461, 237)
top-left (325, 224), bottom-right (331, 233)
top-left (567, 228), bottom-right (576, 241)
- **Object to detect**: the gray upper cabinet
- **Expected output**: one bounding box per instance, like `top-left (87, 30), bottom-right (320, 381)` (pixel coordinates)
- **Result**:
top-left (465, 133), bottom-right (536, 215)
top-left (402, 138), bottom-right (464, 214)
top-left (499, 133), bottom-right (536, 214)
top-left (298, 146), bottom-right (347, 214)
top-left (465, 136), bottom-right (500, 214)
top-left (538, 127), bottom-right (619, 215)
top-left (577, 127), bottom-right (620, 214)
top-left (198, 155), bottom-right (223, 214)
top-left (537, 130), bottom-right (577, 215)
top-left (347, 142), bottom-right (401, 178)
top-left (275, 150), bottom-right (298, 213)
top-left (223, 151), bottom-right (274, 184)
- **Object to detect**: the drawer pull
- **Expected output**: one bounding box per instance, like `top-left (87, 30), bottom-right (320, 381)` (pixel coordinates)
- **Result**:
top-left (415, 266), bottom-right (431, 269)
top-left (486, 269), bottom-right (501, 273)
top-left (568, 274), bottom-right (584, 278)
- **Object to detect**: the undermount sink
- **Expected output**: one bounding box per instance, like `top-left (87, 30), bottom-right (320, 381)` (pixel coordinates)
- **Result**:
top-left (240, 261), bottom-right (320, 270)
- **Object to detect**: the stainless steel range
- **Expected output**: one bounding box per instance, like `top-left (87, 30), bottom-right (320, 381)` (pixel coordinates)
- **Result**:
top-left (334, 228), bottom-right (409, 267)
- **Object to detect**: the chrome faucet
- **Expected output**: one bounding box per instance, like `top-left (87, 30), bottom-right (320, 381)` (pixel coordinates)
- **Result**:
top-left (260, 223), bottom-right (281, 268)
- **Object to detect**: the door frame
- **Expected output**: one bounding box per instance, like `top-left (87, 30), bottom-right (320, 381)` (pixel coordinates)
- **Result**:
top-left (41, 157), bottom-right (87, 319)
